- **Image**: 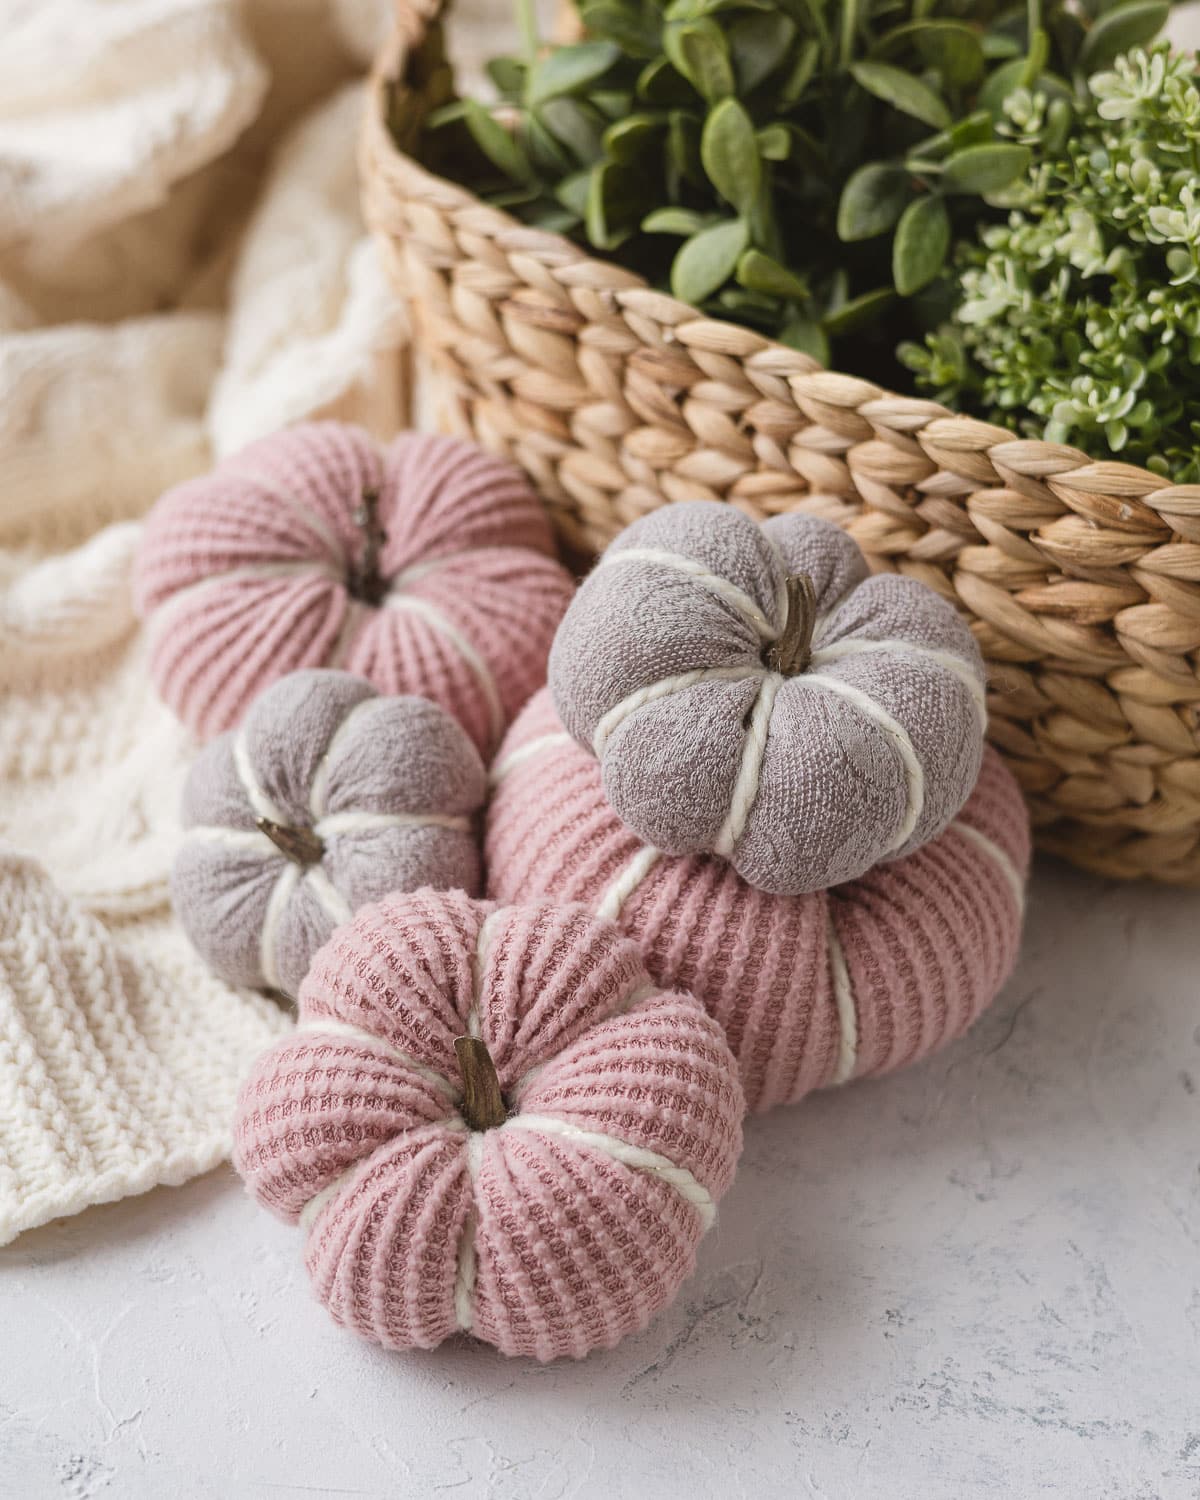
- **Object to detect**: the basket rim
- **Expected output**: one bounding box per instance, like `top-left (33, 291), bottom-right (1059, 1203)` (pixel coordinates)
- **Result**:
top-left (361, 0), bottom-right (1200, 524)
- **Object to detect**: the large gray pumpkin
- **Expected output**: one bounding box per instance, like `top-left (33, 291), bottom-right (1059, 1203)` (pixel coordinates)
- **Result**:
top-left (173, 669), bottom-right (485, 996)
top-left (548, 502), bottom-right (987, 894)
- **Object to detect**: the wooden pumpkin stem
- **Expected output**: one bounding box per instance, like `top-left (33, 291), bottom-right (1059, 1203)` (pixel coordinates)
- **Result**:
top-left (765, 573), bottom-right (817, 676)
top-left (256, 816), bottom-right (324, 866)
top-left (349, 488), bottom-right (387, 605)
top-left (455, 1035), bottom-right (508, 1131)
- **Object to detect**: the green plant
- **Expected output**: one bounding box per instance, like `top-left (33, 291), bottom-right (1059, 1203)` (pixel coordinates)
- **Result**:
top-left (903, 44), bottom-right (1200, 480)
top-left (421, 0), bottom-right (1173, 373)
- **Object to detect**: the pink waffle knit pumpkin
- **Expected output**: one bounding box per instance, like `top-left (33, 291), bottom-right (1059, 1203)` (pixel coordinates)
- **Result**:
top-left (135, 422), bottom-right (575, 752)
top-left (486, 689), bottom-right (1030, 1114)
top-left (233, 888), bottom-right (744, 1361)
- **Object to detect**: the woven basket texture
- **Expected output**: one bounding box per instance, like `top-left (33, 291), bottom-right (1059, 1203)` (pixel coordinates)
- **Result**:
top-left (361, 0), bottom-right (1200, 885)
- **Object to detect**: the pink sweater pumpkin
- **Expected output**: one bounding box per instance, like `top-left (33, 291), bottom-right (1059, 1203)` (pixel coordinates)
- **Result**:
top-left (233, 888), bottom-right (744, 1361)
top-left (486, 689), bottom-right (1030, 1114)
top-left (135, 423), bottom-right (574, 752)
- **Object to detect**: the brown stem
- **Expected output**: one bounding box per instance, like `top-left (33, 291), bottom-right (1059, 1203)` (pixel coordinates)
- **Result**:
top-left (349, 489), bottom-right (387, 605)
top-left (256, 816), bottom-right (324, 866)
top-left (454, 1036), bottom-right (508, 1131)
top-left (764, 573), bottom-right (817, 676)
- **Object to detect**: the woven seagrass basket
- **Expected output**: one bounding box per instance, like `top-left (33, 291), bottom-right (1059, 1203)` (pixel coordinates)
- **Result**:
top-left (361, 0), bottom-right (1200, 885)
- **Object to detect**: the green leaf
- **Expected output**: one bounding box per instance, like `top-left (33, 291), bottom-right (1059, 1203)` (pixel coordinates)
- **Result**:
top-left (779, 313), bottom-right (828, 365)
top-left (636, 56), bottom-right (698, 105)
top-left (873, 21), bottom-right (984, 87)
top-left (462, 100), bottom-right (535, 184)
top-left (538, 98), bottom-right (607, 165)
top-left (777, 38), bottom-right (819, 107)
top-left (667, 109), bottom-right (704, 189)
top-left (578, 1), bottom-right (661, 58)
top-left (556, 170), bottom-right (593, 216)
top-left (907, 109), bottom-right (994, 164)
top-left (1079, 0), bottom-right (1169, 69)
top-left (603, 113), bottom-right (666, 163)
top-left (701, 98), bottom-right (761, 215)
top-left (486, 57), bottom-right (527, 96)
top-left (981, 32), bottom-right (1022, 59)
top-left (528, 42), bottom-right (621, 106)
top-left (664, 19), bottom-right (735, 102)
top-left (892, 194), bottom-right (950, 294)
top-left (736, 248), bottom-right (809, 298)
top-left (642, 207), bottom-right (720, 234)
top-left (526, 113), bottom-right (574, 174)
top-left (837, 163), bottom-right (910, 241)
top-left (941, 142), bottom-right (1031, 194)
top-left (821, 286), bottom-right (896, 334)
top-left (729, 10), bottom-right (796, 94)
top-left (585, 161), bottom-right (643, 250)
top-left (666, 0), bottom-right (776, 17)
top-left (850, 60), bottom-right (951, 129)
top-left (980, 56), bottom-right (1028, 114)
top-left (756, 123), bottom-right (791, 160)
top-left (670, 217), bottom-right (749, 303)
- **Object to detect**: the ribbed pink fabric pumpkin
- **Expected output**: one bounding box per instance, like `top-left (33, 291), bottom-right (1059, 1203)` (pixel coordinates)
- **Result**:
top-left (486, 689), bottom-right (1030, 1114)
top-left (233, 888), bottom-right (744, 1361)
top-left (134, 422), bottom-right (575, 752)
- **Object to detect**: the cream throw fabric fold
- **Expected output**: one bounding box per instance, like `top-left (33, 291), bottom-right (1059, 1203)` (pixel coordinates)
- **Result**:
top-left (0, 0), bottom-right (405, 1244)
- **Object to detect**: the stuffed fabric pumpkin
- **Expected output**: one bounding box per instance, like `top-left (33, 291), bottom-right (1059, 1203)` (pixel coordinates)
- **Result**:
top-left (549, 501), bottom-right (987, 894)
top-left (234, 888), bottom-right (744, 1360)
top-left (136, 422), bottom-right (575, 754)
top-left (173, 670), bottom-right (485, 997)
top-left (487, 689), bottom-right (1029, 1114)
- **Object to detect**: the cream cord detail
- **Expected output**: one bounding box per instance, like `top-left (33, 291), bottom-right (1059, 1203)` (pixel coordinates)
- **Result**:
top-left (503, 1116), bottom-right (716, 1229)
top-left (384, 595), bottom-right (505, 750)
top-left (713, 673), bottom-right (780, 859)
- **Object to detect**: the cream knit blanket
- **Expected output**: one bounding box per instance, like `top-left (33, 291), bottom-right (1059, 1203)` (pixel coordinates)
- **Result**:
top-left (0, 0), bottom-right (410, 1245)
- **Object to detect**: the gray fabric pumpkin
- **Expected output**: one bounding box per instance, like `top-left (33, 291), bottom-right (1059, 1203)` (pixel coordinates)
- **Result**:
top-left (548, 501), bottom-right (987, 895)
top-left (173, 669), bottom-right (485, 996)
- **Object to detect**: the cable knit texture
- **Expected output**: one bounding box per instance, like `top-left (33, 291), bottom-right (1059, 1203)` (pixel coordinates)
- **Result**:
top-left (486, 690), bottom-right (1029, 1114)
top-left (0, 0), bottom-right (415, 1243)
top-left (135, 421), bottom-right (575, 752)
top-left (174, 669), bottom-right (486, 997)
top-left (549, 502), bottom-right (986, 894)
top-left (233, 888), bottom-right (744, 1361)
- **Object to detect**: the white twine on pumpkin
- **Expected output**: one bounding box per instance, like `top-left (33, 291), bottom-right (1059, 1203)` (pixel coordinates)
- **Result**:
top-left (303, 866), bottom-right (352, 927)
top-left (597, 546), bottom-right (778, 639)
top-left (713, 672), bottom-right (780, 860)
top-left (259, 863), bottom-right (300, 992)
top-left (452, 905), bottom-right (508, 1333)
top-left (950, 822), bottom-right (1025, 913)
top-left (231, 725), bottom-right (301, 990)
top-left (308, 696), bottom-right (381, 819)
top-left (488, 732), bottom-right (573, 785)
top-left (233, 465), bottom-right (352, 566)
top-left (294, 1017), bottom-right (459, 1100)
top-left (297, 1117), bottom-right (468, 1234)
top-left (792, 672), bottom-right (926, 853)
top-left (596, 845), bottom-right (660, 923)
top-left (146, 560), bottom-right (346, 639)
top-left (809, 638), bottom-right (987, 728)
top-left (592, 665), bottom-right (761, 758)
top-left (508, 975), bottom-right (658, 1105)
top-left (503, 1116), bottom-right (716, 1229)
top-left (453, 1131), bottom-right (486, 1332)
top-left (382, 594), bottom-right (505, 750)
top-left (825, 912), bottom-right (858, 1087)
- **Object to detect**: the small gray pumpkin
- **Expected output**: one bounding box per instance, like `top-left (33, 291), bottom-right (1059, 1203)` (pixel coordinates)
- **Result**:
top-left (548, 501), bottom-right (987, 894)
top-left (173, 669), bottom-right (485, 996)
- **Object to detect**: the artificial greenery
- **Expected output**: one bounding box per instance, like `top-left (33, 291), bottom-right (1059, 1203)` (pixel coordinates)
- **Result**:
top-left (902, 44), bottom-right (1200, 479)
top-left (421, 0), bottom-right (1172, 373)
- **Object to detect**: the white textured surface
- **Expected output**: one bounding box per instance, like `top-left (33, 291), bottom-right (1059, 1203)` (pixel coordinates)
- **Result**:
top-left (2, 859), bottom-right (1197, 1500)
